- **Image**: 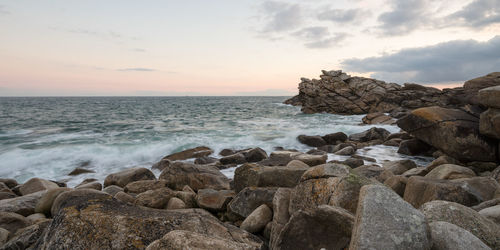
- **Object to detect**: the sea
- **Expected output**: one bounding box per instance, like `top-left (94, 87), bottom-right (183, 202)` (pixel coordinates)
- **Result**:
top-left (0, 96), bottom-right (432, 187)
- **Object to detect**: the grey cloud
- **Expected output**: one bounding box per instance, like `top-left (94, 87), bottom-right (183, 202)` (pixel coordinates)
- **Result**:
top-left (317, 8), bottom-right (370, 24)
top-left (341, 36), bottom-right (500, 83)
top-left (304, 32), bottom-right (348, 49)
top-left (376, 0), bottom-right (430, 36)
top-left (291, 27), bottom-right (348, 48)
top-left (260, 1), bottom-right (303, 33)
top-left (291, 26), bottom-right (329, 40)
top-left (118, 68), bottom-right (156, 72)
top-left (447, 0), bottom-right (500, 28)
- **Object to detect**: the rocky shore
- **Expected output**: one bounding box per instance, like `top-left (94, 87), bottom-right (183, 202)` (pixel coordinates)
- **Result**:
top-left (0, 72), bottom-right (500, 249)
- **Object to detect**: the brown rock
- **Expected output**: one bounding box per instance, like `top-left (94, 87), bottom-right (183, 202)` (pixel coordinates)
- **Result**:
top-left (196, 189), bottom-right (235, 212)
top-left (162, 146), bottom-right (213, 161)
top-left (19, 178), bottom-right (59, 196)
top-left (0, 191), bottom-right (46, 216)
top-left (104, 167), bottom-right (156, 188)
top-left (166, 197), bottom-right (186, 210)
top-left (134, 187), bottom-right (174, 209)
top-left (145, 230), bottom-right (259, 250)
top-left (384, 175), bottom-right (408, 197)
top-left (0, 211), bottom-right (30, 235)
top-left (425, 164), bottom-right (476, 180)
top-left (228, 187), bottom-right (277, 218)
top-left (240, 204), bottom-right (272, 233)
top-left (479, 108), bottom-right (500, 139)
top-left (68, 167), bottom-right (95, 176)
top-left (124, 180), bottom-right (168, 194)
top-left (233, 163), bottom-right (308, 193)
top-left (159, 162), bottom-right (230, 191)
top-left (297, 135), bottom-right (326, 147)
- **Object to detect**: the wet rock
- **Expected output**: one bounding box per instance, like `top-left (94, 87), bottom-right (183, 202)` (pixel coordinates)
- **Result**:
top-left (0, 212), bottom-right (30, 235)
top-left (166, 197), bottom-right (186, 210)
top-left (350, 185), bottom-right (431, 250)
top-left (228, 187), bottom-right (277, 218)
top-left (194, 156), bottom-right (218, 165)
top-left (233, 163), bottom-right (308, 193)
top-left (134, 187), bottom-right (174, 209)
top-left (219, 149), bottom-right (236, 157)
top-left (196, 189), bottom-right (235, 212)
top-left (163, 146), bottom-right (213, 161)
top-left (240, 204), bottom-right (272, 233)
top-left (349, 127), bottom-right (390, 142)
top-left (362, 112), bottom-right (395, 124)
top-left (397, 106), bottom-right (497, 162)
top-left (35, 187), bottom-right (71, 216)
top-left (151, 158), bottom-right (171, 171)
top-left (0, 191), bottom-right (46, 216)
top-left (19, 178), bottom-right (59, 196)
top-left (429, 221), bottom-right (491, 250)
top-left (386, 132), bottom-right (412, 140)
top-left (420, 200), bottom-right (500, 249)
top-left (220, 153), bottom-right (247, 165)
top-left (297, 135), bottom-right (326, 147)
top-left (104, 167), bottom-right (156, 188)
top-left (398, 139), bottom-right (432, 156)
top-left (322, 132), bottom-right (348, 144)
top-left (335, 146), bottom-right (355, 155)
top-left (425, 164), bottom-right (476, 180)
top-left (68, 167), bottom-right (95, 176)
top-left (102, 185), bottom-right (123, 196)
top-left (275, 205), bottom-right (354, 250)
top-left (145, 230), bottom-right (259, 250)
top-left (124, 180), bottom-right (168, 194)
top-left (243, 147), bottom-right (268, 163)
top-left (404, 176), bottom-right (481, 208)
top-left (159, 162), bottom-right (230, 191)
top-left (479, 108), bottom-right (500, 139)
top-left (36, 196), bottom-right (262, 249)
top-left (2, 219), bottom-right (51, 250)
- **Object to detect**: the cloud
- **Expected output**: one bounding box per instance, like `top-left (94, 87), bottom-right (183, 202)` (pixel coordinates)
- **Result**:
top-left (447, 0), bottom-right (500, 28)
top-left (0, 5), bottom-right (10, 15)
top-left (259, 1), bottom-right (303, 33)
top-left (117, 68), bottom-right (156, 72)
top-left (317, 8), bottom-right (370, 24)
top-left (341, 36), bottom-right (500, 83)
top-left (376, 0), bottom-right (431, 36)
top-left (291, 26), bottom-right (349, 49)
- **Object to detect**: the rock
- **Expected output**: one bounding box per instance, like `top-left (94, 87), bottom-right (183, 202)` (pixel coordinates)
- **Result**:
top-left (2, 219), bottom-right (51, 250)
top-left (220, 153), bottom-right (247, 165)
top-left (322, 132), bottom-right (348, 144)
top-left (75, 181), bottom-right (102, 190)
top-left (451, 177), bottom-right (499, 202)
top-left (342, 158), bottom-right (365, 168)
top-left (219, 149), bottom-right (236, 156)
top-left (0, 212), bottom-right (30, 235)
top-left (19, 178), bottom-right (58, 196)
top-left (420, 200), bottom-right (500, 249)
top-left (383, 138), bottom-right (402, 146)
top-left (145, 230), bottom-right (259, 250)
top-left (291, 164), bottom-right (374, 214)
top-left (26, 213), bottom-right (46, 223)
top-left (404, 176), bottom-right (481, 208)
top-left (114, 191), bottom-right (136, 204)
top-left (387, 132), bottom-right (412, 140)
top-left (353, 165), bottom-right (384, 179)
top-left (243, 147), bottom-right (268, 163)
top-left (0, 227), bottom-right (8, 246)
top-left (228, 187), bottom-right (277, 218)
top-left (196, 189), bottom-right (235, 212)
top-left (104, 167), bottom-right (156, 188)
top-left (36, 197), bottom-right (262, 249)
top-left (384, 175), bottom-right (408, 197)
top-left (162, 146), bottom-right (213, 161)
top-left (429, 221), bottom-right (491, 250)
top-left (124, 180), bottom-right (168, 194)
top-left (463, 72), bottom-right (500, 105)
top-left (102, 185), bottom-right (123, 196)
top-left (427, 155), bottom-right (460, 171)
top-left (134, 187), bottom-right (174, 209)
top-left (291, 153), bottom-right (327, 166)
top-left (350, 185), bottom-right (431, 250)
top-left (166, 197), bottom-right (186, 210)
top-left (0, 179), bottom-right (18, 189)
top-left (480, 108), bottom-right (500, 139)
top-left (297, 135), bottom-right (326, 147)
top-left (335, 146), bottom-right (355, 155)
top-left (478, 84), bottom-right (500, 108)
top-left (233, 163), bottom-right (308, 193)
top-left (362, 112), bottom-right (395, 124)
top-left (263, 222), bottom-right (272, 240)
top-left (35, 187), bottom-right (71, 216)
top-left (383, 159), bottom-right (418, 175)
top-left (0, 183), bottom-right (12, 194)
top-left (240, 204), bottom-right (272, 233)
top-left (75, 178), bottom-right (97, 187)
top-left (269, 188), bottom-right (292, 249)
top-left (349, 127), bottom-right (390, 142)
top-left (0, 192), bottom-right (17, 201)
top-left (472, 198), bottom-right (500, 211)
top-left (151, 158), bottom-right (171, 171)
top-left (51, 189), bottom-right (111, 217)
top-left (194, 156), bottom-right (218, 165)
top-left (425, 164), bottom-right (476, 180)
top-left (68, 167), bottom-right (95, 176)
top-left (0, 191), bottom-right (45, 216)
top-left (159, 162), bottom-right (230, 191)
top-left (257, 151), bottom-right (295, 166)
top-left (397, 106), bottom-right (497, 162)
top-left (274, 205), bottom-right (354, 250)
top-left (173, 191), bottom-right (197, 208)
top-left (402, 167), bottom-right (429, 177)
top-left (398, 138), bottom-right (432, 156)
top-left (479, 205), bottom-right (500, 225)
top-left (467, 161), bottom-right (498, 172)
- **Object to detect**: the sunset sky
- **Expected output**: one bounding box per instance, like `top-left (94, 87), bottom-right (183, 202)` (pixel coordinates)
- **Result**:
top-left (0, 0), bottom-right (499, 96)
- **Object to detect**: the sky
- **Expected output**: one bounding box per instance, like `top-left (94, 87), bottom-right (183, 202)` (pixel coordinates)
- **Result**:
top-left (0, 0), bottom-right (499, 96)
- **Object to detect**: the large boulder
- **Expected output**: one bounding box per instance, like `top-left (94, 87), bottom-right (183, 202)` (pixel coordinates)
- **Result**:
top-left (19, 178), bottom-right (59, 196)
top-left (240, 204), bottom-right (273, 233)
top-left (145, 230), bottom-right (258, 250)
top-left (451, 177), bottom-right (499, 202)
top-left (269, 188), bottom-right (292, 249)
top-left (233, 163), bottom-right (308, 193)
top-left (134, 187), bottom-right (175, 209)
top-left (397, 106), bottom-right (497, 162)
top-left (196, 189), bottom-right (235, 212)
top-left (220, 153), bottom-right (247, 165)
top-left (274, 205), bottom-right (354, 250)
top-left (425, 164), bottom-right (476, 180)
top-left (404, 176), bottom-right (481, 208)
top-left (292, 153), bottom-right (327, 166)
top-left (243, 147), bottom-right (268, 163)
top-left (104, 167), bottom-right (156, 188)
top-left (322, 132), bottom-right (348, 144)
top-left (348, 127), bottom-right (390, 142)
top-left (350, 185), bottom-right (431, 250)
top-left (420, 200), bottom-right (500, 249)
top-left (228, 187), bottom-right (277, 218)
top-left (50, 189), bottom-right (111, 217)
top-left (35, 196), bottom-right (262, 249)
top-left (124, 180), bottom-right (168, 194)
top-left (0, 191), bottom-right (46, 216)
top-left (2, 219), bottom-right (51, 250)
top-left (159, 162), bottom-right (230, 191)
top-left (297, 135), bottom-right (326, 147)
top-left (470, 73), bottom-right (500, 106)
top-left (35, 187), bottom-right (71, 216)
top-left (429, 221), bottom-right (491, 250)
top-left (479, 205), bottom-right (500, 225)
top-left (383, 160), bottom-right (417, 175)
top-left (0, 211), bottom-right (30, 235)
top-left (479, 108), bottom-right (500, 139)
top-left (162, 146), bottom-right (213, 161)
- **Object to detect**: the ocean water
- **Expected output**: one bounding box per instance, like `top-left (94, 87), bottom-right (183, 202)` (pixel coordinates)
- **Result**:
top-left (0, 96), bottom-right (431, 187)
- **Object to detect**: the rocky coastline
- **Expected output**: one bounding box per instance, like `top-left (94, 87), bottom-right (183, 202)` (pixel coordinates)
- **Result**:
top-left (0, 72), bottom-right (500, 249)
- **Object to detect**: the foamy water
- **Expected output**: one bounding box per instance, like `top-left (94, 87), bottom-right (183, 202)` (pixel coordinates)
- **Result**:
top-left (0, 97), bottom-right (431, 187)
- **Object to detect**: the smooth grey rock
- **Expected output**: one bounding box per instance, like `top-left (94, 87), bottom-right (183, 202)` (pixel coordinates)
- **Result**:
top-left (429, 221), bottom-right (491, 250)
top-left (228, 187), bottom-right (277, 218)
